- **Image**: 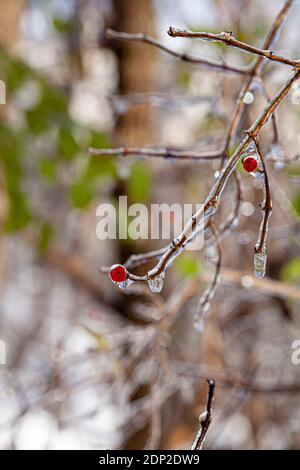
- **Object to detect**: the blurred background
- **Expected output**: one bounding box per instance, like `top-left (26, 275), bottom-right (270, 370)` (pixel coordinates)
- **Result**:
top-left (0, 0), bottom-right (300, 450)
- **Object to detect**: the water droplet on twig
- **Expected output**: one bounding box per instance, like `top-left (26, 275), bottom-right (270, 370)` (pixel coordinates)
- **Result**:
top-left (147, 273), bottom-right (165, 293)
top-left (243, 91), bottom-right (254, 104)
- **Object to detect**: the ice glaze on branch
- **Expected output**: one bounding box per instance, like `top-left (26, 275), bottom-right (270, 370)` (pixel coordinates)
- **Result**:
top-left (206, 0), bottom-right (295, 165)
top-left (114, 69), bottom-right (299, 284)
top-left (105, 28), bottom-right (249, 75)
top-left (98, 1), bottom-right (298, 292)
top-left (253, 138), bottom-right (272, 278)
top-left (167, 27), bottom-right (300, 69)
top-left (89, 146), bottom-right (223, 161)
top-left (191, 380), bottom-right (216, 450)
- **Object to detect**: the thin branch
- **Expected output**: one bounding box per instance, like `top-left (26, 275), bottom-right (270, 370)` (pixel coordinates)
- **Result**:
top-left (222, 0), bottom-right (295, 156)
top-left (99, 247), bottom-right (168, 273)
top-left (260, 80), bottom-right (280, 143)
top-left (214, 171), bottom-right (242, 240)
top-left (176, 364), bottom-right (300, 394)
top-left (89, 146), bottom-right (223, 161)
top-left (191, 380), bottom-right (216, 450)
top-left (114, 69), bottom-right (299, 284)
top-left (106, 28), bottom-right (249, 75)
top-left (167, 27), bottom-right (300, 69)
top-left (254, 139), bottom-right (272, 255)
top-left (251, 138), bottom-right (272, 278)
top-left (195, 222), bottom-right (222, 323)
top-left (110, 92), bottom-right (214, 110)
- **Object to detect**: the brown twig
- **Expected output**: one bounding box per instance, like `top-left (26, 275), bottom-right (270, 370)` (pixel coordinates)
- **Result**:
top-left (106, 28), bottom-right (249, 75)
top-left (222, 0), bottom-right (294, 161)
top-left (191, 379), bottom-right (216, 450)
top-left (89, 146), bottom-right (223, 161)
top-left (253, 138), bottom-right (272, 257)
top-left (195, 222), bottom-right (222, 325)
top-left (167, 27), bottom-right (300, 69)
top-left (112, 69), bottom-right (299, 284)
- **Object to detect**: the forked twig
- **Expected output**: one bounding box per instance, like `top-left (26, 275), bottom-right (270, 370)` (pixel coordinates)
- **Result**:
top-left (106, 28), bottom-right (249, 75)
top-left (167, 27), bottom-right (299, 69)
top-left (191, 380), bottom-right (216, 450)
top-left (96, 1), bottom-right (299, 290)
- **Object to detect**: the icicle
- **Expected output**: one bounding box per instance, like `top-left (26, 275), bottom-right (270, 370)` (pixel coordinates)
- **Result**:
top-left (117, 278), bottom-right (134, 289)
top-left (251, 169), bottom-right (265, 179)
top-left (147, 272), bottom-right (165, 293)
top-left (254, 243), bottom-right (267, 278)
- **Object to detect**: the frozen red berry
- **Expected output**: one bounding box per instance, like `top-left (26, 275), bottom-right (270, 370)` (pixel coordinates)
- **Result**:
top-left (242, 156), bottom-right (257, 173)
top-left (109, 264), bottom-right (127, 283)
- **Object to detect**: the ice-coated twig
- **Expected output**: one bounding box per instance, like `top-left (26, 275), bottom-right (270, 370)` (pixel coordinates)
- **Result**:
top-left (260, 80), bottom-right (280, 144)
top-left (99, 247), bottom-right (169, 274)
top-left (97, 1), bottom-right (298, 292)
top-left (221, 0), bottom-right (295, 165)
top-left (167, 28), bottom-right (300, 69)
top-left (253, 138), bottom-right (272, 278)
top-left (214, 171), bottom-right (242, 241)
top-left (191, 379), bottom-right (216, 450)
top-left (104, 69), bottom-right (299, 285)
top-left (194, 223), bottom-right (222, 330)
top-left (105, 28), bottom-right (249, 75)
top-left (89, 146), bottom-right (223, 161)
top-left (110, 92), bottom-right (215, 111)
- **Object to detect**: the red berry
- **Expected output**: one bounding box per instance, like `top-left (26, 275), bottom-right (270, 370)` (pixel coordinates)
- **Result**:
top-left (109, 264), bottom-right (127, 283)
top-left (242, 156), bottom-right (257, 173)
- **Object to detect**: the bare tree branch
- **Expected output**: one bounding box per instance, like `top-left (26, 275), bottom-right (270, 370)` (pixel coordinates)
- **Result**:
top-left (106, 28), bottom-right (249, 75)
top-left (167, 27), bottom-right (299, 69)
top-left (191, 380), bottom-right (216, 450)
top-left (89, 146), bottom-right (223, 161)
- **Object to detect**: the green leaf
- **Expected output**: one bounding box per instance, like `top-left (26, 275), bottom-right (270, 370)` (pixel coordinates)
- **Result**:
top-left (0, 127), bottom-right (31, 231)
top-left (5, 192), bottom-right (31, 232)
top-left (38, 222), bottom-right (55, 253)
top-left (89, 131), bottom-right (110, 148)
top-left (175, 255), bottom-right (203, 278)
top-left (177, 70), bottom-right (192, 89)
top-left (38, 159), bottom-right (57, 184)
top-left (69, 181), bottom-right (92, 209)
top-left (127, 162), bottom-right (151, 203)
top-left (26, 108), bottom-right (48, 134)
top-left (292, 193), bottom-right (300, 217)
top-left (53, 18), bottom-right (72, 34)
top-left (86, 155), bottom-right (116, 181)
top-left (58, 127), bottom-right (78, 160)
top-left (281, 258), bottom-right (300, 283)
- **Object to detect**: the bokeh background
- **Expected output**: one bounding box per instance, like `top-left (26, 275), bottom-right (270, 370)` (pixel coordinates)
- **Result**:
top-left (0, 0), bottom-right (300, 450)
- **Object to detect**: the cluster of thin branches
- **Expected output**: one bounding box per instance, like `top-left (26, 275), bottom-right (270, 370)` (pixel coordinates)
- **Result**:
top-left (93, 0), bottom-right (299, 319)
top-left (88, 0), bottom-right (300, 448)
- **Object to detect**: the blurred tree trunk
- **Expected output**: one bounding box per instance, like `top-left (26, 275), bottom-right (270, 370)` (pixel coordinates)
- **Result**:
top-left (0, 0), bottom-right (26, 50)
top-left (111, 0), bottom-right (159, 450)
top-left (113, 0), bottom-right (156, 146)
top-left (0, 0), bottom-right (26, 291)
top-left (110, 0), bottom-right (157, 315)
